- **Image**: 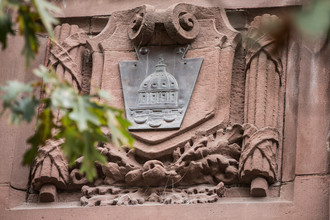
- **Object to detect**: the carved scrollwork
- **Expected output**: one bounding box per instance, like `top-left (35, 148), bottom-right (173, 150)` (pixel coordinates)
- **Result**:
top-left (164, 4), bottom-right (200, 44)
top-left (128, 5), bottom-right (155, 45)
top-left (127, 4), bottom-right (200, 46)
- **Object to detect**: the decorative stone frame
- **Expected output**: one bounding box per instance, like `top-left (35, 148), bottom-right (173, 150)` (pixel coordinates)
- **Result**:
top-left (0, 1), bottom-right (328, 219)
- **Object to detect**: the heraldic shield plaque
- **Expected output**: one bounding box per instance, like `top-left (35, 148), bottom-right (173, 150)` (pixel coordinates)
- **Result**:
top-left (119, 46), bottom-right (203, 130)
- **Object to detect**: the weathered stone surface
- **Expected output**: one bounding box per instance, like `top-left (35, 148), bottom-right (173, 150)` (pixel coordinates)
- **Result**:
top-left (1, 1), bottom-right (329, 219)
top-left (53, 0), bottom-right (304, 18)
top-left (39, 184), bottom-right (57, 203)
top-left (250, 177), bottom-right (268, 197)
top-left (282, 40), bottom-right (300, 182)
top-left (49, 24), bottom-right (89, 91)
top-left (1, 175), bottom-right (329, 219)
top-left (27, 5), bottom-right (288, 203)
top-left (239, 14), bottom-right (284, 196)
top-left (91, 16), bottom-right (110, 34)
top-left (80, 182), bottom-right (225, 206)
top-left (77, 124), bottom-right (243, 190)
top-left (295, 34), bottom-right (329, 175)
top-left (31, 140), bottom-right (69, 191)
top-left (0, 35), bottom-right (47, 189)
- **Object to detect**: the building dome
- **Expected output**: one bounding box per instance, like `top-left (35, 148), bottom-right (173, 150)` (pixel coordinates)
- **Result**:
top-left (139, 63), bottom-right (178, 92)
top-left (137, 62), bottom-right (179, 108)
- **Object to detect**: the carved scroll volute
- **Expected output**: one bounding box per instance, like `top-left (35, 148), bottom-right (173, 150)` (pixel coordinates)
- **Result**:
top-left (128, 5), bottom-right (155, 46)
top-left (127, 4), bottom-right (200, 46)
top-left (240, 14), bottom-right (283, 197)
top-left (164, 4), bottom-right (200, 44)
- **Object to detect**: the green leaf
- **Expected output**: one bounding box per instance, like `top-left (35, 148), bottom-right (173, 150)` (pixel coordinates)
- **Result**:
top-left (58, 115), bottom-right (108, 181)
top-left (0, 81), bottom-right (33, 103)
top-left (69, 96), bottom-right (101, 131)
top-left (56, 115), bottom-right (83, 165)
top-left (33, 65), bottom-right (58, 84)
top-left (24, 107), bottom-right (55, 164)
top-left (0, 12), bottom-right (15, 49)
top-left (79, 129), bottom-right (108, 181)
top-left (0, 80), bottom-right (38, 123)
top-left (32, 0), bottom-right (60, 38)
top-left (11, 96), bottom-right (39, 122)
top-left (97, 89), bottom-right (111, 101)
top-left (51, 87), bottom-right (76, 109)
top-left (296, 0), bottom-right (330, 37)
top-left (105, 109), bottom-right (134, 148)
top-left (17, 5), bottom-right (41, 66)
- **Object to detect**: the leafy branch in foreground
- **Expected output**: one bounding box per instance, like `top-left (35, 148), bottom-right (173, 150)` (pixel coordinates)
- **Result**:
top-left (0, 65), bottom-right (134, 181)
top-left (0, 0), bottom-right (60, 66)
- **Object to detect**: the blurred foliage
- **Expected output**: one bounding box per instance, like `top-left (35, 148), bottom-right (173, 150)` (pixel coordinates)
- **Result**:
top-left (0, 0), bottom-right (134, 182)
top-left (0, 0), bottom-right (60, 66)
top-left (295, 0), bottom-right (330, 38)
top-left (0, 66), bottom-right (134, 181)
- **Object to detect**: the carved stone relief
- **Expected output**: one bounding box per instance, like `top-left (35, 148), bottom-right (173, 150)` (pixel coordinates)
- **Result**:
top-left (119, 46), bottom-right (203, 130)
top-left (30, 4), bottom-right (285, 204)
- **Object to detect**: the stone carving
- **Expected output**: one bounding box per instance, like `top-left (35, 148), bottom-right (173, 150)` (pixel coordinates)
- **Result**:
top-left (127, 4), bottom-right (200, 46)
top-left (75, 125), bottom-right (241, 206)
top-left (240, 14), bottom-right (282, 197)
top-left (88, 3), bottom-right (240, 157)
top-left (239, 124), bottom-right (279, 196)
top-left (80, 183), bottom-right (225, 206)
top-left (30, 140), bottom-right (69, 202)
top-left (86, 125), bottom-right (242, 188)
top-left (30, 24), bottom-right (89, 202)
top-left (119, 46), bottom-right (203, 130)
top-left (29, 5), bottom-right (285, 204)
top-left (48, 24), bottom-right (89, 91)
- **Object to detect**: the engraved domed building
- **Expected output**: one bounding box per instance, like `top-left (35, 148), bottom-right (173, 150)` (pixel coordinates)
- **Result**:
top-left (138, 62), bottom-right (179, 108)
top-left (130, 61), bottom-right (182, 128)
